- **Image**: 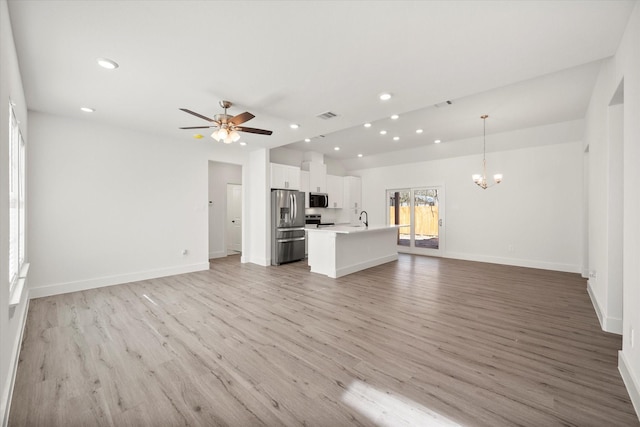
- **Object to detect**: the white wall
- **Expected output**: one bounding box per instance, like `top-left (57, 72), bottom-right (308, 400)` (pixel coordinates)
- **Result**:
top-left (0, 0), bottom-right (30, 423)
top-left (584, 59), bottom-right (625, 334)
top-left (351, 124), bottom-right (584, 273)
top-left (270, 146), bottom-right (347, 175)
top-left (208, 161), bottom-right (242, 259)
top-left (243, 148), bottom-right (270, 266)
top-left (584, 1), bottom-right (640, 418)
top-left (26, 112), bottom-right (247, 298)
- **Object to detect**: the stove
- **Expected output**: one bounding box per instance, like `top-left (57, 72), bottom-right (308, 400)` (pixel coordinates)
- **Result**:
top-left (305, 214), bottom-right (334, 227)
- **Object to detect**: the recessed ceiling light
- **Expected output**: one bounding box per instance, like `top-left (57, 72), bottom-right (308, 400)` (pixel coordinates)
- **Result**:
top-left (379, 130), bottom-right (387, 135)
top-left (97, 58), bottom-right (119, 70)
top-left (304, 138), bottom-right (311, 142)
top-left (357, 154), bottom-right (363, 158)
top-left (364, 123), bottom-right (372, 128)
top-left (334, 146), bottom-right (340, 151)
top-left (379, 93), bottom-right (392, 101)
top-left (393, 136), bottom-right (400, 141)
top-left (434, 139), bottom-right (442, 144)
top-left (80, 107), bottom-right (95, 113)
top-left (239, 141), bottom-right (247, 146)
top-left (290, 123), bottom-right (300, 129)
top-left (193, 134), bottom-right (203, 139)
top-left (390, 114), bottom-right (399, 120)
top-left (416, 129), bottom-right (423, 134)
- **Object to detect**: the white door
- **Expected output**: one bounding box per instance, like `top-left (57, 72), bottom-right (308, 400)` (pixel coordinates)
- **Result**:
top-left (226, 184), bottom-right (242, 254)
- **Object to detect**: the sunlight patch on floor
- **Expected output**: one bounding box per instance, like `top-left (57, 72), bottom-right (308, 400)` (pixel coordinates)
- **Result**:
top-left (342, 380), bottom-right (463, 427)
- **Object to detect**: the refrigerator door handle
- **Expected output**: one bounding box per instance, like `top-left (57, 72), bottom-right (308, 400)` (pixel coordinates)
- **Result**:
top-left (291, 193), bottom-right (297, 223)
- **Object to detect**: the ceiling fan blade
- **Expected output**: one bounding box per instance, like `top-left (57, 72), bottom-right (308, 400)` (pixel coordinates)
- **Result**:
top-left (238, 126), bottom-right (273, 135)
top-left (229, 111), bottom-right (255, 126)
top-left (179, 126), bottom-right (217, 129)
top-left (179, 108), bottom-right (216, 122)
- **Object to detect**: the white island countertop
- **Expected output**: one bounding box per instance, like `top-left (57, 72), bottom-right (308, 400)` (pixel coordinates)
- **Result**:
top-left (306, 224), bottom-right (400, 278)
top-left (306, 224), bottom-right (401, 234)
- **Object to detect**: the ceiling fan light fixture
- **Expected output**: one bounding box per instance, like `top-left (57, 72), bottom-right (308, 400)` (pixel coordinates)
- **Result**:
top-left (180, 100), bottom-right (273, 143)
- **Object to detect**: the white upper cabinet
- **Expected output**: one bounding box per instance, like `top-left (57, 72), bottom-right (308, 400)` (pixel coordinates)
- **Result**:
top-left (343, 176), bottom-right (362, 221)
top-left (300, 170), bottom-right (310, 208)
top-left (326, 175), bottom-right (344, 209)
top-left (309, 162), bottom-right (327, 193)
top-left (344, 176), bottom-right (362, 209)
top-left (270, 163), bottom-right (301, 190)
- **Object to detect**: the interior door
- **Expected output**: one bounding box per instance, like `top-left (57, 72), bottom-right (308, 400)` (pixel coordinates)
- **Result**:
top-left (226, 183), bottom-right (242, 254)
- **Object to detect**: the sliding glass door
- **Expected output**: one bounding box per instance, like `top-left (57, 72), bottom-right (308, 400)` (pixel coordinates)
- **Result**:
top-left (386, 186), bottom-right (443, 256)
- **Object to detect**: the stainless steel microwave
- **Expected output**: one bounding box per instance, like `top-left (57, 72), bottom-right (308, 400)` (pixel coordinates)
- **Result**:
top-left (309, 193), bottom-right (329, 208)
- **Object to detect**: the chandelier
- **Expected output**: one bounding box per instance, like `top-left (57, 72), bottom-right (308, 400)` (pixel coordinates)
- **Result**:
top-left (472, 114), bottom-right (503, 189)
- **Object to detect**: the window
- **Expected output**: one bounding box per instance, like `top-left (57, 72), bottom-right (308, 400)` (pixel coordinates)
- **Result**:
top-left (9, 102), bottom-right (26, 292)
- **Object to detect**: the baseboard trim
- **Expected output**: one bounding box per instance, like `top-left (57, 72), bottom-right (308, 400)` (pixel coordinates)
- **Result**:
top-left (249, 257), bottom-right (270, 267)
top-left (619, 350), bottom-right (640, 423)
top-left (1, 290), bottom-right (30, 427)
top-left (334, 254), bottom-right (398, 278)
top-left (29, 263), bottom-right (210, 299)
top-left (587, 280), bottom-right (622, 334)
top-left (208, 250), bottom-right (227, 259)
top-left (587, 280), bottom-right (605, 330)
top-left (444, 251), bottom-right (580, 273)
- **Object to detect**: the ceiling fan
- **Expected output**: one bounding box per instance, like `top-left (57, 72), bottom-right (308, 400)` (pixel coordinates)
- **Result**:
top-left (179, 100), bottom-right (273, 143)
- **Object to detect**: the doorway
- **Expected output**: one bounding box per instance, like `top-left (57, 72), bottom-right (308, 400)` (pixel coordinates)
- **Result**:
top-left (386, 186), bottom-right (444, 256)
top-left (208, 161), bottom-right (242, 260)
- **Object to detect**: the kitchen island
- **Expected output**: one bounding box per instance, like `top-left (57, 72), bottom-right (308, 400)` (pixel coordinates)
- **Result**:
top-left (306, 225), bottom-right (399, 278)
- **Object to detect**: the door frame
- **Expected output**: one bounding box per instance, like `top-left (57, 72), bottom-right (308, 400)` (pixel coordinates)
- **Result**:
top-left (386, 185), bottom-right (445, 257)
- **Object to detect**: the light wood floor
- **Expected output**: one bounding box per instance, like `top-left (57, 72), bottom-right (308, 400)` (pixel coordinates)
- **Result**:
top-left (9, 254), bottom-right (639, 426)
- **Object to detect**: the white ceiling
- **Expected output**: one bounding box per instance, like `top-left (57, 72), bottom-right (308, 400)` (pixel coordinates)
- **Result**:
top-left (7, 0), bottom-right (636, 164)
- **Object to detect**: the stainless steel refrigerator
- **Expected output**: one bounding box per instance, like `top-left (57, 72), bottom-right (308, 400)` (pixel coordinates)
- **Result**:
top-left (271, 189), bottom-right (306, 265)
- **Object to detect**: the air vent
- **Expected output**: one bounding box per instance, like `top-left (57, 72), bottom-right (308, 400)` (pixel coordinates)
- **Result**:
top-left (434, 100), bottom-right (453, 108)
top-left (316, 111), bottom-right (338, 120)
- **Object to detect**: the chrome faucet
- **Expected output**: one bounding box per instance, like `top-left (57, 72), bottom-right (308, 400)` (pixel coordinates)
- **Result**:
top-left (359, 210), bottom-right (368, 228)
